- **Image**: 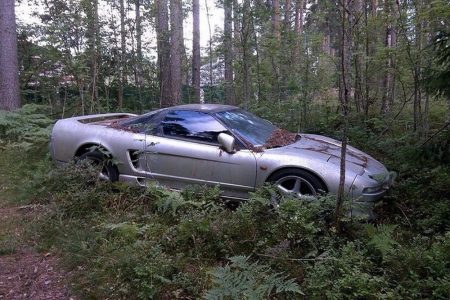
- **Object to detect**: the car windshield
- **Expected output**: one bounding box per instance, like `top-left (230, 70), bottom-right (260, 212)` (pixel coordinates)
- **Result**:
top-left (215, 109), bottom-right (277, 146)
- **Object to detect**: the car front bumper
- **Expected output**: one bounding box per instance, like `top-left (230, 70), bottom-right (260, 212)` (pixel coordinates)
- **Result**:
top-left (350, 171), bottom-right (396, 218)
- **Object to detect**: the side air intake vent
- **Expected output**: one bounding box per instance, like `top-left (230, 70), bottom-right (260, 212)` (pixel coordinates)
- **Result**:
top-left (129, 150), bottom-right (141, 169)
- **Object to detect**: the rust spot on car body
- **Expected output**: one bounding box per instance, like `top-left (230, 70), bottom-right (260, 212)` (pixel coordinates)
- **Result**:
top-left (346, 150), bottom-right (369, 168)
top-left (301, 135), bottom-right (370, 168)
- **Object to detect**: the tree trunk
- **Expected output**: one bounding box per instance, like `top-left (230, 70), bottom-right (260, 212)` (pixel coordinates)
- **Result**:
top-left (85, 0), bottom-right (99, 112)
top-left (364, 0), bottom-right (370, 115)
top-left (118, 0), bottom-right (126, 108)
top-left (381, 26), bottom-right (393, 114)
top-left (224, 0), bottom-right (235, 104)
top-left (92, 0), bottom-right (99, 112)
top-left (371, 0), bottom-right (378, 17)
top-left (204, 0), bottom-right (213, 100)
top-left (353, 0), bottom-right (363, 113)
top-left (390, 20), bottom-right (397, 109)
top-left (0, 0), bottom-right (20, 111)
top-left (192, 0), bottom-right (201, 102)
top-left (381, 1), bottom-right (396, 114)
top-left (241, 0), bottom-right (252, 106)
top-left (413, 71), bottom-right (420, 132)
top-left (169, 0), bottom-right (183, 106)
top-left (156, 0), bottom-right (171, 107)
top-left (421, 1), bottom-right (431, 137)
top-left (232, 0), bottom-right (241, 103)
top-left (272, 0), bottom-right (281, 41)
top-left (292, 0), bottom-right (304, 63)
top-left (251, 4), bottom-right (262, 102)
top-left (270, 0), bottom-right (282, 100)
top-left (323, 19), bottom-right (332, 55)
top-left (135, 0), bottom-right (143, 111)
top-left (284, 0), bottom-right (291, 31)
top-left (336, 0), bottom-right (352, 227)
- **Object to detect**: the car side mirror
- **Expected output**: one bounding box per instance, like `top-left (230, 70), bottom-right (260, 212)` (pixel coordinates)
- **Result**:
top-left (218, 133), bottom-right (235, 153)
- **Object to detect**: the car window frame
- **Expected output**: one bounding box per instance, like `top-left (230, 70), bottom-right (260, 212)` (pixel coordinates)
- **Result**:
top-left (121, 108), bottom-right (250, 150)
top-left (214, 109), bottom-right (277, 147)
top-left (156, 109), bottom-right (228, 146)
top-left (117, 109), bottom-right (167, 135)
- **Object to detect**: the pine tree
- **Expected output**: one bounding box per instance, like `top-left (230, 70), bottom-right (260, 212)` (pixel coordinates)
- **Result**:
top-left (192, 0), bottom-right (201, 102)
top-left (0, 0), bottom-right (20, 111)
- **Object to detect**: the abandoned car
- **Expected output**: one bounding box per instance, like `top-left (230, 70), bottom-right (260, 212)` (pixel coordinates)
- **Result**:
top-left (50, 104), bottom-right (394, 215)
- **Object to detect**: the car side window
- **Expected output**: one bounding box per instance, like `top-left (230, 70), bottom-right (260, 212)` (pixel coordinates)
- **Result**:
top-left (161, 110), bottom-right (228, 144)
top-left (118, 110), bottom-right (164, 134)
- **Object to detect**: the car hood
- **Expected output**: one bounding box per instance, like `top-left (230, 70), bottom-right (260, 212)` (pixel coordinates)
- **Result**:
top-left (278, 134), bottom-right (387, 176)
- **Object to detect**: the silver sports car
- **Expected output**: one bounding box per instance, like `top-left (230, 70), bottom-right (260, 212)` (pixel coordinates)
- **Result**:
top-left (50, 104), bottom-right (394, 215)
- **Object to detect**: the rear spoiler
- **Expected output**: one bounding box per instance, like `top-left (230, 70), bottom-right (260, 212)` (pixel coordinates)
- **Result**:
top-left (68, 113), bottom-right (137, 124)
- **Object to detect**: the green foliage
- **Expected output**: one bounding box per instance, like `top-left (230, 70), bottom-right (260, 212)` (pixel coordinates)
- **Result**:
top-left (5, 0), bottom-right (450, 296)
top-left (1, 105), bottom-right (449, 299)
top-left (113, 243), bottom-right (176, 299)
top-left (0, 104), bottom-right (52, 151)
top-left (154, 188), bottom-right (189, 215)
top-left (154, 184), bottom-right (222, 216)
top-left (425, 31), bottom-right (450, 99)
top-left (389, 165), bottom-right (450, 233)
top-left (205, 256), bottom-right (302, 300)
top-left (25, 154), bottom-right (448, 298)
top-left (304, 242), bottom-right (390, 299)
top-left (376, 234), bottom-right (450, 299)
top-left (365, 224), bottom-right (399, 260)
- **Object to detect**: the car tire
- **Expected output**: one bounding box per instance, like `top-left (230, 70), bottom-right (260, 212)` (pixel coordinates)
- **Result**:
top-left (268, 169), bottom-right (327, 199)
top-left (79, 150), bottom-right (119, 182)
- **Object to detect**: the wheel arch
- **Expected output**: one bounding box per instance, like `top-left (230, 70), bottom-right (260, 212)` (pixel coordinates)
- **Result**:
top-left (266, 167), bottom-right (329, 193)
top-left (74, 143), bottom-right (112, 158)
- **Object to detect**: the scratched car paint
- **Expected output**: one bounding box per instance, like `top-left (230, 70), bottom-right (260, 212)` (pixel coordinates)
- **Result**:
top-left (50, 104), bottom-right (394, 216)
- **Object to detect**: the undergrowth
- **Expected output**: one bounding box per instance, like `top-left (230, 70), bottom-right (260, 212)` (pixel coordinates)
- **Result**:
top-left (0, 104), bottom-right (449, 299)
top-left (22, 160), bottom-right (449, 299)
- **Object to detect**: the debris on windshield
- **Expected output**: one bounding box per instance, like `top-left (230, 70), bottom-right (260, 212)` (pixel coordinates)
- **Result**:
top-left (264, 129), bottom-right (299, 149)
top-left (109, 121), bottom-right (141, 133)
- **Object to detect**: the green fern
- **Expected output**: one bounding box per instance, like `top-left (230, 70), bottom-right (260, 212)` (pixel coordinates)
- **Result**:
top-left (204, 256), bottom-right (302, 299)
top-left (150, 185), bottom-right (200, 216)
top-left (365, 224), bottom-right (399, 259)
top-left (0, 104), bottom-right (52, 151)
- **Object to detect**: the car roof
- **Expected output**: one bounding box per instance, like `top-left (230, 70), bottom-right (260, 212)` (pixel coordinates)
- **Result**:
top-left (167, 104), bottom-right (238, 113)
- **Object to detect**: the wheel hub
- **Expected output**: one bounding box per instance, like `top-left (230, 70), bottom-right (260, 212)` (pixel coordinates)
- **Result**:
top-left (275, 175), bottom-right (317, 199)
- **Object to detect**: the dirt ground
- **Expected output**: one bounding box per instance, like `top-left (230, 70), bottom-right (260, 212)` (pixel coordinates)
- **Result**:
top-left (0, 205), bottom-right (74, 300)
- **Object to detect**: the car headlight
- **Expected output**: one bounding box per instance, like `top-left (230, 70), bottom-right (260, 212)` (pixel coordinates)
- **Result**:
top-left (368, 172), bottom-right (388, 182)
top-left (363, 186), bottom-right (382, 194)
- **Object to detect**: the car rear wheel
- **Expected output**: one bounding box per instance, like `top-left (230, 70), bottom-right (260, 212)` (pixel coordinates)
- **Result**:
top-left (79, 150), bottom-right (119, 182)
top-left (268, 169), bottom-right (326, 200)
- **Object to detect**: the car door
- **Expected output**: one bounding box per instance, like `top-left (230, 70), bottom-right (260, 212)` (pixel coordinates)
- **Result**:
top-left (143, 109), bottom-right (257, 199)
top-left (108, 109), bottom-right (166, 181)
